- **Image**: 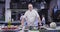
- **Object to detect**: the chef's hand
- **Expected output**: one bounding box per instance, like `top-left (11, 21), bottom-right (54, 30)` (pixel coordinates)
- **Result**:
top-left (21, 23), bottom-right (24, 27)
top-left (38, 22), bottom-right (42, 26)
top-left (38, 23), bottom-right (42, 29)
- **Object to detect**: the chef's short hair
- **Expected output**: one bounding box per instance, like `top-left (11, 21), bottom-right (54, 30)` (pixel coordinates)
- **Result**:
top-left (28, 3), bottom-right (33, 7)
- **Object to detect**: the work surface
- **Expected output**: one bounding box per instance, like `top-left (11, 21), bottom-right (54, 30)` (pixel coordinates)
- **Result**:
top-left (0, 26), bottom-right (60, 32)
top-left (0, 21), bottom-right (21, 25)
top-left (0, 29), bottom-right (60, 32)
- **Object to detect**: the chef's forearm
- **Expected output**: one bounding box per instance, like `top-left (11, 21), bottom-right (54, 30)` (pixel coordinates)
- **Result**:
top-left (38, 17), bottom-right (41, 25)
top-left (21, 18), bottom-right (24, 26)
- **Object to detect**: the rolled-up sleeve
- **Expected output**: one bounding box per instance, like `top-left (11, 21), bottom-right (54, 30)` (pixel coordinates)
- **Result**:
top-left (23, 11), bottom-right (27, 18)
top-left (35, 11), bottom-right (39, 17)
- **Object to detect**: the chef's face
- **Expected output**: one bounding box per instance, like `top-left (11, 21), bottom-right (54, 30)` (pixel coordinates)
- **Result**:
top-left (28, 4), bottom-right (33, 11)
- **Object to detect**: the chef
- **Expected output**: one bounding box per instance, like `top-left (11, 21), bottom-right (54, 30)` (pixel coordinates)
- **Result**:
top-left (21, 4), bottom-right (42, 29)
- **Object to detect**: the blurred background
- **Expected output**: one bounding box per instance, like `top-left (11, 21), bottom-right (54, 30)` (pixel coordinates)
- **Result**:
top-left (0, 0), bottom-right (60, 24)
top-left (0, 0), bottom-right (60, 32)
